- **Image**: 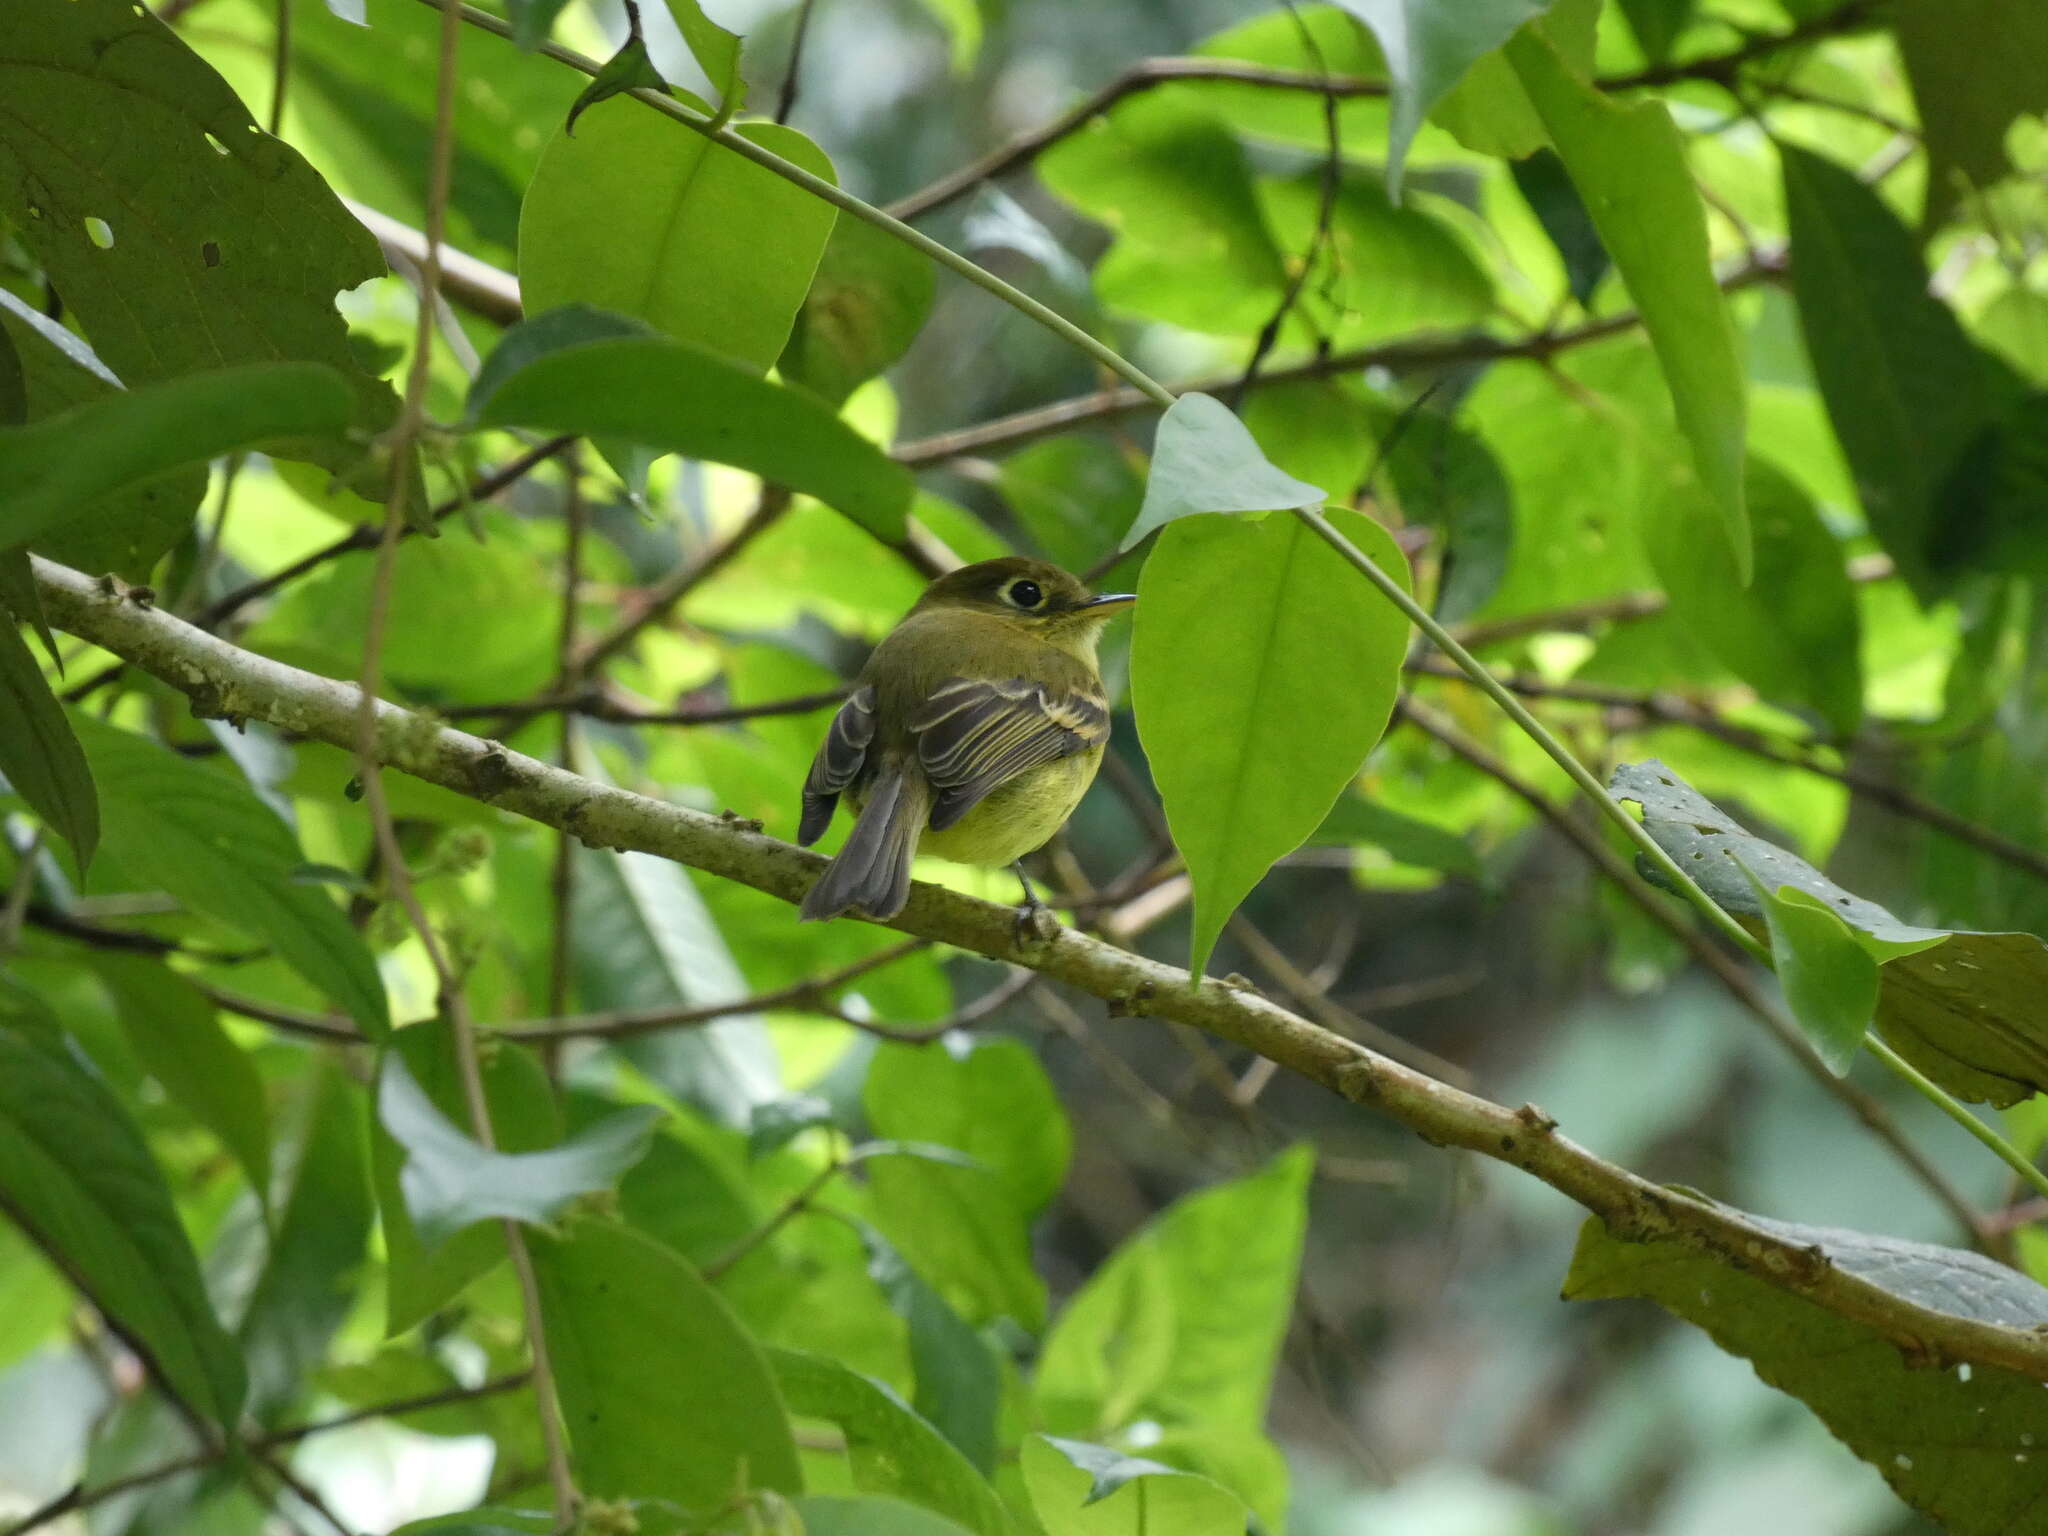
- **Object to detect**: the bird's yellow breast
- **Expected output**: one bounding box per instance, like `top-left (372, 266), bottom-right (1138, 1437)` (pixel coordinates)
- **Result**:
top-left (848, 746), bottom-right (1105, 868)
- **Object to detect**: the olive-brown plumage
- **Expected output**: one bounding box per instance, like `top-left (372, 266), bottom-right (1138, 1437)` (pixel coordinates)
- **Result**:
top-left (797, 557), bottom-right (1133, 922)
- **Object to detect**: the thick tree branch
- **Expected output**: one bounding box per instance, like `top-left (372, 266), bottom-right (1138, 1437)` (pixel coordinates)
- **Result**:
top-left (31, 554), bottom-right (2048, 1382)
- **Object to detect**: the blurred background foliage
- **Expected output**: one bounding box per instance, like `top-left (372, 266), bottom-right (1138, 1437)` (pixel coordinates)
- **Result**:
top-left (4, 0), bottom-right (2048, 1530)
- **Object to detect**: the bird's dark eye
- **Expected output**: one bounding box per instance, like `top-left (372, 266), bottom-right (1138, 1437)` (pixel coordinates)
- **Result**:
top-left (1006, 579), bottom-right (1044, 609)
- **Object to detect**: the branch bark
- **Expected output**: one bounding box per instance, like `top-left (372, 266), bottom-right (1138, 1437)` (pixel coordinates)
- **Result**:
top-left (31, 555), bottom-right (2048, 1383)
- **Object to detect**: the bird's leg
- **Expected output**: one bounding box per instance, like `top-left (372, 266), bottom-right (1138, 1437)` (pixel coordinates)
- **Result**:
top-left (1011, 859), bottom-right (1059, 946)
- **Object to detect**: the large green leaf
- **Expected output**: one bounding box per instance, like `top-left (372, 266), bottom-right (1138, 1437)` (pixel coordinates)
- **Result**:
top-left (520, 100), bottom-right (836, 372)
top-left (1894, 0), bottom-right (2048, 231)
top-left (793, 1499), bottom-right (977, 1536)
top-left (371, 1020), bottom-right (566, 1336)
top-left (1131, 506), bottom-right (1411, 977)
top-left (863, 1038), bottom-right (1068, 1332)
top-left (0, 984), bottom-right (245, 1426)
top-left (0, 0), bottom-right (397, 464)
top-left (1022, 1435), bottom-right (1247, 1536)
top-left (94, 955), bottom-right (269, 1197)
top-left (74, 715), bottom-right (389, 1037)
top-left (1505, 20), bottom-right (1749, 581)
top-left (1745, 876), bottom-right (1879, 1076)
top-left (0, 289), bottom-right (203, 576)
top-left (531, 1218), bottom-right (802, 1507)
top-left (769, 1347), bottom-right (1012, 1536)
top-left (1780, 143), bottom-right (1994, 601)
top-left (379, 1054), bottom-right (659, 1247)
top-left (855, 1221), bottom-right (1002, 1475)
top-left (1567, 1213), bottom-right (2048, 1536)
top-left (471, 335), bottom-right (912, 540)
top-left (1334, 0), bottom-right (1554, 197)
top-left (1035, 1146), bottom-right (1309, 1446)
top-left (1643, 456), bottom-right (1864, 737)
top-left (0, 613), bottom-right (96, 866)
top-left (1611, 760), bottom-right (2048, 1106)
top-left (0, 363), bottom-right (354, 555)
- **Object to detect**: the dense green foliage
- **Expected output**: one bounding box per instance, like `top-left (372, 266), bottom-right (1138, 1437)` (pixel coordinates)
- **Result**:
top-left (3, 0), bottom-right (2048, 1531)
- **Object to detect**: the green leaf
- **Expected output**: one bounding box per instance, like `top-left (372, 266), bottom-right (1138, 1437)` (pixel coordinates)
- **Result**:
top-left (0, 293), bottom-right (200, 580)
top-left (464, 305), bottom-right (654, 425)
top-left (1429, 0), bottom-right (1599, 159)
top-left (769, 1347), bottom-right (1012, 1536)
top-left (855, 1221), bottom-right (1002, 1476)
top-left (0, 613), bottom-right (97, 866)
top-left (663, 0), bottom-right (747, 117)
top-left (0, 547), bottom-right (59, 672)
top-left (1120, 393), bottom-right (1323, 551)
top-left (1510, 147), bottom-right (1608, 308)
top-left (522, 99), bottom-right (837, 373)
top-left (73, 715), bottom-right (389, 1037)
top-left (999, 439), bottom-right (1146, 577)
top-left (0, 0), bottom-right (398, 468)
top-left (504, 0), bottom-right (575, 49)
top-left (1744, 875), bottom-right (1879, 1075)
top-left (1566, 1213), bottom-right (2048, 1536)
top-left (1036, 94), bottom-right (1286, 338)
top-left (1611, 760), bottom-right (2048, 1106)
top-left (780, 216), bottom-right (936, 406)
top-left (378, 1054), bottom-right (660, 1247)
top-left (531, 1218), bottom-right (802, 1506)
top-left (93, 956), bottom-right (269, 1197)
top-left (793, 1498), bottom-right (977, 1536)
top-left (1505, 20), bottom-right (1749, 582)
top-left (1022, 1435), bottom-right (1246, 1536)
top-left (1309, 792), bottom-right (1483, 881)
top-left (1131, 508), bottom-right (1410, 977)
top-left (235, 1063), bottom-right (371, 1418)
top-left (0, 363), bottom-right (354, 556)
top-left (1617, 0), bottom-right (1695, 61)
top-left (372, 1020), bottom-right (566, 1335)
top-left (1376, 401), bottom-right (1515, 625)
top-left (1780, 143), bottom-right (1995, 601)
top-left (1334, 0), bottom-right (1554, 198)
top-left (472, 335), bottom-right (912, 540)
top-left (863, 1038), bottom-right (1068, 1331)
top-left (562, 34), bottom-right (670, 136)
top-left (0, 984), bottom-right (246, 1425)
top-left (1643, 456), bottom-right (1864, 737)
top-left (569, 844), bottom-right (782, 1129)
top-left (1035, 1146), bottom-right (1311, 1439)
top-left (1894, 0), bottom-right (2048, 230)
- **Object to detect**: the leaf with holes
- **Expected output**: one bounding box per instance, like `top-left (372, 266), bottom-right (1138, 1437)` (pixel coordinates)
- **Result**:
top-left (1611, 760), bottom-right (2048, 1105)
top-left (0, 0), bottom-right (398, 476)
top-left (1567, 1213), bottom-right (2048, 1536)
top-left (1132, 509), bottom-right (1411, 978)
top-left (522, 99), bottom-right (836, 372)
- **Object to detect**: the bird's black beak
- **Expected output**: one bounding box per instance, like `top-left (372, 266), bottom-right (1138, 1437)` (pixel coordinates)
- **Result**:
top-left (1078, 593), bottom-right (1137, 612)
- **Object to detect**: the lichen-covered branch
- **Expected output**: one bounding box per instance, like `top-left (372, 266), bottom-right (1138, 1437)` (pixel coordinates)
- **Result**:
top-left (32, 555), bottom-right (2048, 1383)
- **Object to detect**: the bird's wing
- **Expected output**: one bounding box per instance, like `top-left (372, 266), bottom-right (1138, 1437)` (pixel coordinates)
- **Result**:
top-left (798, 685), bottom-right (878, 845)
top-left (910, 675), bottom-right (1110, 833)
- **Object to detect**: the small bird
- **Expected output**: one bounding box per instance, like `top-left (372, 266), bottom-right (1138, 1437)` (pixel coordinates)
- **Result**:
top-left (797, 556), bottom-right (1135, 924)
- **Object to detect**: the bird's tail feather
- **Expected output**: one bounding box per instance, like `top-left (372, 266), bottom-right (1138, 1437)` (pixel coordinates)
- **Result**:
top-left (799, 766), bottom-right (925, 921)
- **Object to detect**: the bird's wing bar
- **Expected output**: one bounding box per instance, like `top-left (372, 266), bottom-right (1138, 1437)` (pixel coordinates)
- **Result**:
top-left (911, 675), bottom-right (1109, 832)
top-left (798, 685), bottom-right (877, 845)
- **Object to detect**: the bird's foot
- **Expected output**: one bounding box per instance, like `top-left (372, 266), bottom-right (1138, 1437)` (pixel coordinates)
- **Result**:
top-left (1014, 893), bottom-right (1060, 948)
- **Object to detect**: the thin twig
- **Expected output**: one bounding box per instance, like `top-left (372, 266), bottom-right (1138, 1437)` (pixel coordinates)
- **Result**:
top-left (776, 0), bottom-right (819, 125)
top-left (545, 447), bottom-right (587, 1069)
top-left (437, 684), bottom-right (849, 728)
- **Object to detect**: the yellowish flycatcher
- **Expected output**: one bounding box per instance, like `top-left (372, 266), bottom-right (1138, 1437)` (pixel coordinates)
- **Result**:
top-left (797, 557), bottom-right (1135, 922)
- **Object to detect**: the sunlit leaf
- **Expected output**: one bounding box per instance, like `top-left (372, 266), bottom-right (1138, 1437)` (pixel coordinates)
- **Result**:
top-left (522, 99), bottom-right (836, 372)
top-left (1506, 19), bottom-right (1749, 581)
top-left (1132, 508), bottom-right (1410, 977)
top-left (1894, 0), bottom-right (2048, 230)
top-left (1119, 393), bottom-right (1323, 552)
top-left (1022, 1435), bottom-right (1246, 1536)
